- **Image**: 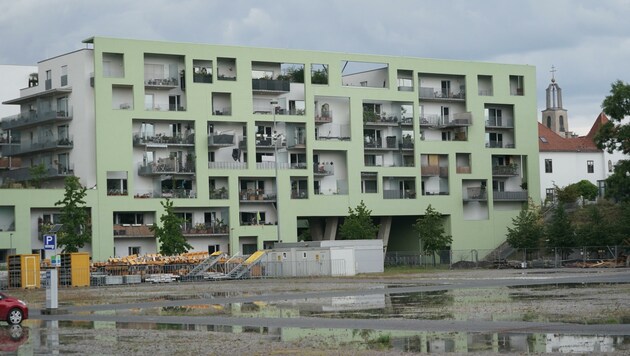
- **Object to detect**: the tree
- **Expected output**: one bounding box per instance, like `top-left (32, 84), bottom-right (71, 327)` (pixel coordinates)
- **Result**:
top-left (555, 184), bottom-right (580, 204)
top-left (545, 204), bottom-right (575, 259)
top-left (54, 176), bottom-right (91, 253)
top-left (573, 201), bottom-right (624, 246)
top-left (29, 163), bottom-right (47, 188)
top-left (151, 199), bottom-right (192, 256)
top-left (506, 200), bottom-right (545, 251)
top-left (595, 80), bottom-right (630, 154)
top-left (338, 200), bottom-right (379, 240)
top-left (413, 205), bottom-right (452, 265)
top-left (604, 159), bottom-right (630, 202)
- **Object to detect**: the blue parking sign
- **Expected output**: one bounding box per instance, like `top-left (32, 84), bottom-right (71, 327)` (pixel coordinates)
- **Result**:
top-left (44, 234), bottom-right (56, 250)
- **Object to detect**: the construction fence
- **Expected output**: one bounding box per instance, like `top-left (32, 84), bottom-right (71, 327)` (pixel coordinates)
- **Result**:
top-left (2, 258), bottom-right (348, 289)
top-left (385, 245), bottom-right (630, 269)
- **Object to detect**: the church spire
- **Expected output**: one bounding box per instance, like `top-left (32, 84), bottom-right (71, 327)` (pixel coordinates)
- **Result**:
top-left (542, 66), bottom-right (569, 136)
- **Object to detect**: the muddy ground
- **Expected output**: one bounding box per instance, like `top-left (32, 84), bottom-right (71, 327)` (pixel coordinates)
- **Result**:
top-left (6, 267), bottom-right (630, 355)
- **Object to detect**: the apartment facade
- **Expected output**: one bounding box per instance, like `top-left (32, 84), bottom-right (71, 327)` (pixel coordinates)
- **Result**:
top-left (0, 37), bottom-right (540, 262)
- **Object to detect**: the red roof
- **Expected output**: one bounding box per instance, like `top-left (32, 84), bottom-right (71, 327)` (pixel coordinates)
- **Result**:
top-left (538, 112), bottom-right (608, 152)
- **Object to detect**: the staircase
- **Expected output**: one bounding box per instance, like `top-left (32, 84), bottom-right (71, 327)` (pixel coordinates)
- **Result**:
top-left (186, 251), bottom-right (224, 277)
top-left (226, 250), bottom-right (266, 279)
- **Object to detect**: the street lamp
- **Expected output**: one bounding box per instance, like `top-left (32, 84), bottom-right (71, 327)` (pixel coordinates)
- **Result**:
top-left (271, 100), bottom-right (281, 243)
top-left (9, 232), bottom-right (13, 255)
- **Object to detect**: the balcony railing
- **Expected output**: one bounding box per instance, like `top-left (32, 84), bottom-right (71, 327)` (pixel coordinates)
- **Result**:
top-left (493, 190), bottom-right (528, 201)
top-left (181, 222), bottom-right (229, 235)
top-left (383, 189), bottom-right (416, 199)
top-left (239, 190), bottom-right (277, 202)
top-left (207, 133), bottom-right (235, 147)
top-left (1, 137), bottom-right (73, 156)
top-left (132, 189), bottom-right (195, 199)
top-left (419, 87), bottom-right (466, 100)
top-left (144, 77), bottom-right (179, 88)
top-left (291, 190), bottom-right (308, 199)
top-left (208, 161), bottom-right (247, 170)
top-left (463, 187), bottom-right (487, 201)
top-left (492, 165), bottom-right (519, 176)
top-left (1, 108), bottom-right (73, 130)
top-left (314, 110), bottom-right (333, 124)
top-left (456, 166), bottom-right (471, 174)
top-left (421, 165), bottom-right (440, 176)
top-left (137, 160), bottom-right (195, 175)
top-left (0, 163), bottom-right (74, 182)
top-left (255, 162), bottom-right (292, 170)
top-left (419, 112), bottom-right (471, 127)
top-left (252, 78), bottom-right (290, 92)
top-left (486, 141), bottom-right (515, 149)
top-left (485, 118), bottom-right (514, 128)
top-left (313, 162), bottom-right (334, 176)
top-left (113, 224), bottom-right (153, 237)
top-left (133, 134), bottom-right (194, 146)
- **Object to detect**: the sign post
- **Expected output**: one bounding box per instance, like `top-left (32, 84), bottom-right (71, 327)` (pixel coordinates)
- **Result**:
top-left (44, 235), bottom-right (58, 312)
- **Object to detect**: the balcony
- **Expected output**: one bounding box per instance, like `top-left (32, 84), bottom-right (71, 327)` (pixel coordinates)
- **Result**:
top-left (1, 108), bottom-right (72, 130)
top-left (383, 189), bottom-right (416, 199)
top-left (133, 134), bottom-right (194, 147)
top-left (485, 118), bottom-right (514, 129)
top-left (456, 166), bottom-right (471, 174)
top-left (421, 165), bottom-right (449, 177)
top-left (182, 222), bottom-right (229, 236)
top-left (133, 189), bottom-right (195, 199)
top-left (207, 133), bottom-right (235, 148)
top-left (364, 113), bottom-right (412, 126)
top-left (2, 137), bottom-right (73, 157)
top-left (1, 163), bottom-right (74, 182)
top-left (419, 113), bottom-right (471, 128)
top-left (463, 187), bottom-right (487, 201)
top-left (419, 87), bottom-right (466, 101)
top-left (291, 190), bottom-right (308, 199)
top-left (252, 79), bottom-right (290, 93)
top-left (113, 224), bottom-right (153, 237)
top-left (486, 141), bottom-right (515, 149)
top-left (314, 110), bottom-right (332, 124)
top-left (255, 162), bottom-right (291, 170)
top-left (492, 165), bottom-right (519, 176)
top-left (137, 159), bottom-right (195, 176)
top-left (239, 190), bottom-right (277, 202)
top-left (144, 77), bottom-right (179, 90)
top-left (313, 162), bottom-right (334, 176)
top-left (493, 190), bottom-right (528, 201)
top-left (208, 161), bottom-right (247, 170)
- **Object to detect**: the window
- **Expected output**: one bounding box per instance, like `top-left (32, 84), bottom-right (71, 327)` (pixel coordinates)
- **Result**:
top-left (587, 160), bottom-right (594, 173)
top-left (61, 65), bottom-right (68, 86)
top-left (128, 246), bottom-right (141, 256)
top-left (114, 213), bottom-right (144, 225)
top-left (208, 244), bottom-right (220, 254)
top-left (559, 116), bottom-right (565, 132)
top-left (45, 70), bottom-right (52, 90)
top-left (608, 160), bottom-right (612, 172)
top-left (546, 116), bottom-right (552, 128)
top-left (546, 188), bottom-right (555, 201)
top-left (545, 159), bottom-right (553, 173)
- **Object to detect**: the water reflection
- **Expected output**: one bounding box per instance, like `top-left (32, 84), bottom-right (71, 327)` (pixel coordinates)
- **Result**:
top-left (0, 324), bottom-right (29, 353)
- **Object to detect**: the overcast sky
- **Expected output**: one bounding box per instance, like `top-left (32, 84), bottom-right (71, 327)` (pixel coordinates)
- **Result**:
top-left (1, 0), bottom-right (629, 134)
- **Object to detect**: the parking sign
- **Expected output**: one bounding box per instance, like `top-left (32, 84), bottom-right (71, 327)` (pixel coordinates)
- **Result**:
top-left (44, 234), bottom-right (56, 250)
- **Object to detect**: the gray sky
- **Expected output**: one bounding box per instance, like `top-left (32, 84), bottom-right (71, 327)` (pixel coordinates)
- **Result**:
top-left (1, 0), bottom-right (629, 134)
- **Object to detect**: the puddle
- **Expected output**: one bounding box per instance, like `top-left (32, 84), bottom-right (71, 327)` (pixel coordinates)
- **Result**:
top-left (12, 321), bottom-right (630, 354)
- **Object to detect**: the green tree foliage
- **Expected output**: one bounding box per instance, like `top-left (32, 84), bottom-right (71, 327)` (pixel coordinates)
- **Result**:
top-left (413, 205), bottom-right (453, 257)
top-left (151, 199), bottom-right (192, 256)
top-left (604, 159), bottom-right (630, 202)
top-left (311, 69), bottom-right (328, 84)
top-left (29, 163), bottom-right (47, 188)
top-left (573, 200), bottom-right (624, 246)
top-left (506, 200), bottom-right (545, 249)
top-left (339, 200), bottom-right (379, 240)
top-left (596, 80), bottom-right (630, 154)
top-left (555, 184), bottom-right (580, 204)
top-left (572, 180), bottom-right (599, 201)
top-left (545, 204), bottom-right (575, 258)
top-left (54, 176), bottom-right (91, 253)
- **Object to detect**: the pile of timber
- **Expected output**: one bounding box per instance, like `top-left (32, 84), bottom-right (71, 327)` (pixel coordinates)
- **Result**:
top-left (567, 256), bottom-right (629, 268)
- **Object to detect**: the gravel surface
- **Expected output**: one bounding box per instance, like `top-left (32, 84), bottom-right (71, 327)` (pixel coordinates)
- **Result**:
top-left (6, 268), bottom-right (630, 355)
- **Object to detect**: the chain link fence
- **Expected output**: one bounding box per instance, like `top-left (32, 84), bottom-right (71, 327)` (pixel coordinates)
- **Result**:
top-left (386, 245), bottom-right (630, 269)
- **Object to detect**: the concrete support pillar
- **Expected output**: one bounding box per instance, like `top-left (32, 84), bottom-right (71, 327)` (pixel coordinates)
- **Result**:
top-left (378, 216), bottom-right (392, 252)
top-left (324, 217), bottom-right (338, 240)
top-left (308, 218), bottom-right (324, 241)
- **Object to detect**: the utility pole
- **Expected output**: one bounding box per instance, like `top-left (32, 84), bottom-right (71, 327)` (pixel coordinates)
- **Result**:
top-left (271, 100), bottom-right (281, 243)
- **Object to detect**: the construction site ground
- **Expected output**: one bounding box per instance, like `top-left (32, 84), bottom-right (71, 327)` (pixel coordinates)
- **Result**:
top-left (5, 267), bottom-right (630, 355)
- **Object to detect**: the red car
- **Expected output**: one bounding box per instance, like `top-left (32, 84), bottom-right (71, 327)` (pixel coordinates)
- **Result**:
top-left (0, 293), bottom-right (28, 325)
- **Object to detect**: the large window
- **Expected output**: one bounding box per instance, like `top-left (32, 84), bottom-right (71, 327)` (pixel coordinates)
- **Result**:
top-left (545, 159), bottom-right (553, 173)
top-left (61, 65), bottom-right (68, 86)
top-left (587, 160), bottom-right (594, 173)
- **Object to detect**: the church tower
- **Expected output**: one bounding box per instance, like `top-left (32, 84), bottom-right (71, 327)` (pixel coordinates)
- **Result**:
top-left (541, 66), bottom-right (570, 137)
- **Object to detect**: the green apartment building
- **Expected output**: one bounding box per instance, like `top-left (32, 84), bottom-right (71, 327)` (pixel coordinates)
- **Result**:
top-left (0, 37), bottom-right (540, 262)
